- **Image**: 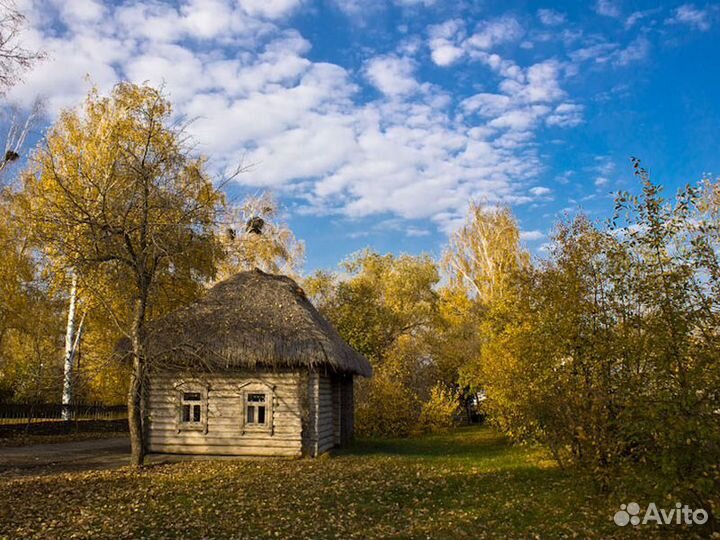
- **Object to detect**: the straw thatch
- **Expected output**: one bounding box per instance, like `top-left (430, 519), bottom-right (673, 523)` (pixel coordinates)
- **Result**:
top-left (145, 269), bottom-right (371, 377)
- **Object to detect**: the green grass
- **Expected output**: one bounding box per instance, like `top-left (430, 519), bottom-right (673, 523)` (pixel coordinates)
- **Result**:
top-left (0, 426), bottom-right (706, 539)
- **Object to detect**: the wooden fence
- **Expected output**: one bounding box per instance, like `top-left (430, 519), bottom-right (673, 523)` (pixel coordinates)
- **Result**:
top-left (0, 402), bottom-right (127, 424)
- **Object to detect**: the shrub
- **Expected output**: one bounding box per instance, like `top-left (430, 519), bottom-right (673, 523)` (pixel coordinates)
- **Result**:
top-left (355, 373), bottom-right (419, 438)
top-left (414, 384), bottom-right (459, 434)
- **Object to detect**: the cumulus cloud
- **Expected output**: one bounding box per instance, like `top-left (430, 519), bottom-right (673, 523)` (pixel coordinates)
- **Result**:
top-left (590, 157), bottom-right (615, 188)
top-left (520, 230), bottom-right (545, 241)
top-left (468, 16), bottom-right (524, 50)
top-left (430, 44), bottom-right (464, 67)
top-left (428, 16), bottom-right (523, 67)
top-left (666, 4), bottom-right (712, 31)
top-left (53, 0), bottom-right (106, 24)
top-left (237, 0), bottom-right (304, 19)
top-left (529, 186), bottom-right (551, 196)
top-left (569, 36), bottom-right (650, 68)
top-left (405, 226), bottom-right (431, 237)
top-left (394, 0), bottom-right (437, 6)
top-left (364, 55), bottom-right (419, 96)
top-left (537, 9), bottom-right (566, 26)
top-left (428, 19), bottom-right (466, 66)
top-left (10, 0), bottom-right (587, 236)
top-left (460, 56), bottom-right (571, 132)
top-left (613, 37), bottom-right (650, 66)
top-left (625, 8), bottom-right (660, 29)
top-left (546, 103), bottom-right (584, 127)
top-left (594, 0), bottom-right (620, 18)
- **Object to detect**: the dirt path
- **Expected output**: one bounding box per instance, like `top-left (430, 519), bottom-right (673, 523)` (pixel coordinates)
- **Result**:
top-left (0, 437), bottom-right (130, 477)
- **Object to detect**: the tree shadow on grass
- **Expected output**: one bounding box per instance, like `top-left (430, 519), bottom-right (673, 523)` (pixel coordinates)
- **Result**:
top-left (340, 425), bottom-right (530, 462)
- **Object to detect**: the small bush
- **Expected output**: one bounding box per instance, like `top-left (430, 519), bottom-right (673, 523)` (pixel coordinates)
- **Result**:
top-left (355, 374), bottom-right (419, 438)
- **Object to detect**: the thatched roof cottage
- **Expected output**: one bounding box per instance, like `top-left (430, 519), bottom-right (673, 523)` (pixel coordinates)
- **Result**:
top-left (145, 270), bottom-right (371, 457)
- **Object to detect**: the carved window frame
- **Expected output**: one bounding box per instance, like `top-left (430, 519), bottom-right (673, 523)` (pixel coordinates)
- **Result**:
top-left (174, 380), bottom-right (210, 434)
top-left (239, 380), bottom-right (275, 435)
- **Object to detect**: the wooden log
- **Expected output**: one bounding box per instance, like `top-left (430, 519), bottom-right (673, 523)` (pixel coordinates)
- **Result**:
top-left (148, 444), bottom-right (301, 457)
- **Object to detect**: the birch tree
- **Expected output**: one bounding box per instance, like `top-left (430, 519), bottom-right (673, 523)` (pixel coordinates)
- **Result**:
top-left (218, 192), bottom-right (304, 279)
top-left (0, 0), bottom-right (44, 95)
top-left (442, 202), bottom-right (528, 303)
top-left (0, 0), bottom-right (44, 179)
top-left (20, 83), bottom-right (223, 466)
top-left (61, 272), bottom-right (86, 419)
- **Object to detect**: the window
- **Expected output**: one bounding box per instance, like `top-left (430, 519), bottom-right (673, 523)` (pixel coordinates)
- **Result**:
top-left (174, 382), bottom-right (209, 433)
top-left (245, 393), bottom-right (267, 426)
top-left (181, 392), bottom-right (202, 424)
top-left (239, 381), bottom-right (275, 434)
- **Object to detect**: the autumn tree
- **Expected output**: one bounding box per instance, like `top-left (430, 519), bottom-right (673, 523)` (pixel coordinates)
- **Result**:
top-left (440, 202), bottom-right (528, 420)
top-left (0, 1), bottom-right (44, 178)
top-left (427, 285), bottom-right (484, 423)
top-left (305, 250), bottom-right (441, 436)
top-left (471, 162), bottom-right (720, 510)
top-left (442, 202), bottom-right (528, 303)
top-left (0, 1), bottom-right (43, 94)
top-left (0, 1), bottom-right (50, 399)
top-left (20, 83), bottom-right (223, 466)
top-left (217, 191), bottom-right (304, 279)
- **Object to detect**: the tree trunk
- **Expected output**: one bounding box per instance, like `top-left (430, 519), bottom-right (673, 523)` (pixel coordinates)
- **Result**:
top-left (128, 297), bottom-right (147, 467)
top-left (61, 273), bottom-right (78, 421)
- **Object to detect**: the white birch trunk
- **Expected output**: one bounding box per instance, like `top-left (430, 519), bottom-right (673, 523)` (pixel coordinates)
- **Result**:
top-left (61, 273), bottom-right (78, 420)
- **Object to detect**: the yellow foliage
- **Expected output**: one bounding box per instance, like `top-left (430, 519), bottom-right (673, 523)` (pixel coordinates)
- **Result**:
top-left (415, 384), bottom-right (458, 434)
top-left (355, 369), bottom-right (419, 438)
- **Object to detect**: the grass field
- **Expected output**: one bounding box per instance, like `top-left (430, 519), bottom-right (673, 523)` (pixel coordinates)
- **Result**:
top-left (0, 426), bottom-right (707, 539)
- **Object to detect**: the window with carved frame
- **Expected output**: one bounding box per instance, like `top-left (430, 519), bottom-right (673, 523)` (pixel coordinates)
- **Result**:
top-left (175, 381), bottom-right (209, 433)
top-left (240, 381), bottom-right (275, 434)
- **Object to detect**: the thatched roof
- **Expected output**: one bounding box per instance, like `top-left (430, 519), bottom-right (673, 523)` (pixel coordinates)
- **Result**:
top-left (145, 269), bottom-right (371, 377)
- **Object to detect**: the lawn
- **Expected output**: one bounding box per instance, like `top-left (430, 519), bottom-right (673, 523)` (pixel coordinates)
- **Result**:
top-left (0, 426), bottom-right (704, 539)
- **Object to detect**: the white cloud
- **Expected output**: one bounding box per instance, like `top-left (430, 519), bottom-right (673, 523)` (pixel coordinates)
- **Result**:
top-left (569, 36), bottom-right (650, 68)
top-left (591, 157), bottom-right (615, 187)
top-left (364, 55), bottom-right (419, 96)
top-left (394, 0), bottom-right (437, 6)
top-left (537, 9), bottom-right (566, 26)
top-left (237, 0), bottom-right (304, 19)
top-left (329, 0), bottom-right (385, 23)
top-left (594, 0), bottom-right (620, 18)
top-left (462, 58), bottom-right (580, 135)
top-left (53, 0), bottom-right (106, 24)
top-left (428, 19), bottom-right (466, 66)
top-left (428, 16), bottom-right (523, 67)
top-left (569, 41), bottom-right (619, 64)
top-left (430, 44), bottom-right (464, 67)
top-left (666, 4), bottom-right (712, 31)
top-left (595, 176), bottom-right (609, 187)
top-left (406, 226), bottom-right (431, 237)
top-left (515, 60), bottom-right (565, 102)
top-left (180, 0), bottom-right (235, 39)
top-left (546, 102), bottom-right (583, 127)
top-left (489, 106), bottom-right (549, 131)
top-left (467, 16), bottom-right (524, 50)
top-left (613, 37), bottom-right (650, 66)
top-left (520, 230), bottom-right (545, 241)
top-left (461, 93), bottom-right (512, 117)
top-left (529, 186), bottom-right (551, 197)
top-left (9, 0), bottom-right (586, 237)
top-left (625, 8), bottom-right (660, 29)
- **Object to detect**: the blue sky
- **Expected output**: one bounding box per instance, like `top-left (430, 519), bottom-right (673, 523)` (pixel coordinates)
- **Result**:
top-left (9, 0), bottom-right (720, 272)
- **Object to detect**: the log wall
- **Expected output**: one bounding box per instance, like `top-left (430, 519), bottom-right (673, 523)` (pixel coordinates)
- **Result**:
top-left (147, 370), bottom-right (303, 457)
